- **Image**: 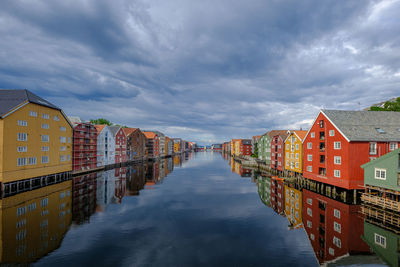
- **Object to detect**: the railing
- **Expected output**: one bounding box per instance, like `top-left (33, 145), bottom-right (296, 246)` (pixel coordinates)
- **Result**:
top-left (361, 193), bottom-right (400, 212)
top-left (361, 205), bottom-right (400, 228)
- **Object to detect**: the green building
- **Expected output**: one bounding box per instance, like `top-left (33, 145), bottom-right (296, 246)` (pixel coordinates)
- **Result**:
top-left (361, 148), bottom-right (400, 191)
top-left (257, 175), bottom-right (271, 207)
top-left (257, 130), bottom-right (288, 166)
top-left (362, 221), bottom-right (400, 267)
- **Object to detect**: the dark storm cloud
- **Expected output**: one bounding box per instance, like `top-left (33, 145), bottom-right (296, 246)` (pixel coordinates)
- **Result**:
top-left (0, 0), bottom-right (399, 143)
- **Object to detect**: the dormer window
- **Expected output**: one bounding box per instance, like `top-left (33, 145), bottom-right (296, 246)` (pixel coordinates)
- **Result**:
top-left (376, 128), bottom-right (386, 134)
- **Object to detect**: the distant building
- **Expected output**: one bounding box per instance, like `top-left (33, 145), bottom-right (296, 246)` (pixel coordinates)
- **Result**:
top-left (70, 119), bottom-right (97, 172)
top-left (95, 125), bottom-right (115, 167)
top-left (109, 126), bottom-right (127, 164)
top-left (284, 130), bottom-right (307, 175)
top-left (143, 131), bottom-right (159, 158)
top-left (271, 131), bottom-right (289, 172)
top-left (123, 128), bottom-right (146, 161)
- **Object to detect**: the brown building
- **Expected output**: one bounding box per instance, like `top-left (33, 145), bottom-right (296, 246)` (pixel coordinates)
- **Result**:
top-left (123, 128), bottom-right (147, 161)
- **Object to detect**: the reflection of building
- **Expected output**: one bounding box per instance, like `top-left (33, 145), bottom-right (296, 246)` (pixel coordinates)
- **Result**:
top-left (302, 189), bottom-right (370, 265)
top-left (362, 221), bottom-right (400, 267)
top-left (257, 175), bottom-right (271, 207)
top-left (270, 178), bottom-right (285, 215)
top-left (0, 181), bottom-right (72, 264)
top-left (126, 164), bottom-right (146, 196)
top-left (96, 170), bottom-right (116, 210)
top-left (114, 167), bottom-right (127, 203)
top-left (72, 172), bottom-right (97, 224)
top-left (284, 185), bottom-right (302, 229)
top-left (174, 155), bottom-right (182, 167)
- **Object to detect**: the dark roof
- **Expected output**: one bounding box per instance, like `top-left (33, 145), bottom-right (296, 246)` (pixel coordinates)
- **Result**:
top-left (267, 130), bottom-right (289, 140)
top-left (0, 89), bottom-right (60, 118)
top-left (242, 139), bottom-right (252, 145)
top-left (322, 110), bottom-right (400, 142)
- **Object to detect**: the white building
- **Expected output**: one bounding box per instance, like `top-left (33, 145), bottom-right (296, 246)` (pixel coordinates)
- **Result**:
top-left (95, 125), bottom-right (115, 167)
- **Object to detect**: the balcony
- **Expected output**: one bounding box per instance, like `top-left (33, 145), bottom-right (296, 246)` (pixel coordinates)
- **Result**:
top-left (361, 193), bottom-right (400, 212)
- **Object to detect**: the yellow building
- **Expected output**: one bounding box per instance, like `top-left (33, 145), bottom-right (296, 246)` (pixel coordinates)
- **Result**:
top-left (284, 185), bottom-right (302, 229)
top-left (0, 180), bottom-right (72, 264)
top-left (0, 90), bottom-right (73, 193)
top-left (284, 130), bottom-right (307, 174)
top-left (230, 139), bottom-right (239, 156)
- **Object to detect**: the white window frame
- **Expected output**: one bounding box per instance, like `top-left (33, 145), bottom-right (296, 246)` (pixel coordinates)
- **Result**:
top-left (389, 142), bottom-right (398, 151)
top-left (53, 115), bottom-right (60, 121)
top-left (29, 111), bottom-right (37, 117)
top-left (28, 157), bottom-right (37, 165)
top-left (307, 154), bottom-right (312, 161)
top-left (306, 198), bottom-right (312, 205)
top-left (42, 113), bottom-right (50, 119)
top-left (60, 136), bottom-right (66, 143)
top-left (41, 135), bottom-right (49, 142)
top-left (334, 156), bottom-right (341, 165)
top-left (41, 146), bottom-right (49, 152)
top-left (41, 123), bottom-right (49, 129)
top-left (60, 126), bottom-right (66, 132)
top-left (307, 207), bottom-right (312, 217)
top-left (60, 155), bottom-right (66, 162)
top-left (369, 142), bottom-right (377, 155)
top-left (307, 166), bottom-right (312, 172)
top-left (333, 236), bottom-right (341, 248)
top-left (18, 120), bottom-right (28, 126)
top-left (374, 168), bottom-right (386, 180)
top-left (307, 142), bottom-right (312, 149)
top-left (41, 156), bottom-right (49, 164)
top-left (334, 222), bottom-right (341, 233)
top-left (329, 130), bottom-right (335, 136)
top-left (334, 209), bottom-right (340, 219)
top-left (17, 158), bottom-right (26, 166)
top-left (334, 142), bottom-right (341, 150)
top-left (18, 133), bottom-right (27, 141)
top-left (334, 170), bottom-right (341, 178)
top-left (17, 146), bottom-right (27, 152)
top-left (374, 233), bottom-right (386, 248)
top-left (307, 220), bottom-right (312, 228)
top-left (310, 132), bottom-right (315, 138)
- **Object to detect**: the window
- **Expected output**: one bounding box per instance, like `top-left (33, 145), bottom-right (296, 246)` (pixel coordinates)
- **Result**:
top-left (311, 132), bottom-right (315, 138)
top-left (329, 130), bottom-right (335, 136)
top-left (307, 208), bottom-right (312, 216)
top-left (307, 154), bottom-right (312, 161)
top-left (334, 142), bottom-right (341, 149)
top-left (60, 155), bottom-right (66, 162)
top-left (42, 113), bottom-right (49, 119)
top-left (68, 137), bottom-right (71, 143)
top-left (41, 135), bottom-right (49, 142)
top-left (329, 248), bottom-right (334, 256)
top-left (295, 162), bottom-right (299, 168)
top-left (295, 153), bottom-right (299, 159)
top-left (374, 233), bottom-right (386, 248)
top-left (17, 206), bottom-right (26, 216)
top-left (60, 146), bottom-right (66, 151)
top-left (28, 202), bottom-right (36, 211)
top-left (389, 142), bottom-right (398, 151)
top-left (67, 155), bottom-right (71, 161)
top-left (290, 153), bottom-right (294, 158)
top-left (17, 158), bottom-right (26, 166)
top-left (334, 209), bottom-right (340, 219)
top-left (28, 157), bottom-right (36, 165)
top-left (60, 192), bottom-right (65, 199)
top-left (375, 168), bottom-right (386, 180)
top-left (29, 111), bottom-right (38, 117)
top-left (18, 133), bottom-right (27, 141)
top-left (334, 170), bottom-right (341, 178)
top-left (334, 222), bottom-right (341, 233)
top-left (41, 198), bottom-right (48, 207)
top-left (18, 120), bottom-right (27, 126)
top-left (334, 156), bottom-right (341, 165)
top-left (286, 160), bottom-right (289, 166)
top-left (307, 221), bottom-right (312, 228)
top-left (41, 156), bottom-right (49, 164)
top-left (41, 123), bottom-right (50, 129)
top-left (60, 126), bottom-right (66, 132)
top-left (60, 136), bottom-right (66, 143)
top-left (306, 198), bottom-right (312, 205)
top-left (319, 120), bottom-right (324, 128)
top-left (310, 233), bottom-right (315, 241)
top-left (286, 144), bottom-right (289, 149)
top-left (41, 146), bottom-right (49, 152)
top-left (16, 218), bottom-right (26, 228)
top-left (53, 115), bottom-right (60, 121)
top-left (41, 210), bottom-right (49, 216)
top-left (376, 128), bottom-right (386, 134)
top-left (307, 142), bottom-right (312, 149)
top-left (369, 142), bottom-right (377, 155)
top-left (295, 144), bottom-right (299, 150)
top-left (17, 146), bottom-right (27, 152)
top-left (286, 152), bottom-right (289, 158)
top-left (333, 237), bottom-right (341, 248)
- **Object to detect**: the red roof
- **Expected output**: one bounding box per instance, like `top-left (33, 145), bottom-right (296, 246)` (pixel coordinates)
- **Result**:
top-left (122, 127), bottom-right (138, 136)
top-left (94, 125), bottom-right (106, 133)
top-left (293, 130), bottom-right (308, 141)
top-left (143, 131), bottom-right (157, 139)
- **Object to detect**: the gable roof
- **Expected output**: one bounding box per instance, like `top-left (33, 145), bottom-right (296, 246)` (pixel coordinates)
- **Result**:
top-left (94, 124), bottom-right (106, 133)
top-left (143, 131), bottom-right (157, 139)
top-left (322, 110), bottom-right (400, 142)
top-left (122, 127), bottom-right (138, 136)
top-left (0, 89), bottom-right (61, 118)
top-left (108, 126), bottom-right (122, 137)
top-left (268, 130), bottom-right (289, 140)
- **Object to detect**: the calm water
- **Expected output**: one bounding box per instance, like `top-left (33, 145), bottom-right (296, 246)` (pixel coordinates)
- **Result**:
top-left (2, 152), bottom-right (392, 266)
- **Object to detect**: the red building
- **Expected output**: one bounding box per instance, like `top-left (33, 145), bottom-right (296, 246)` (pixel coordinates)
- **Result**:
top-left (109, 126), bottom-right (127, 164)
top-left (271, 132), bottom-right (289, 172)
top-left (302, 189), bottom-right (370, 264)
top-left (270, 178), bottom-right (285, 216)
top-left (240, 139), bottom-right (252, 156)
top-left (72, 172), bottom-right (97, 224)
top-left (143, 131), bottom-right (159, 158)
top-left (72, 122), bottom-right (97, 171)
top-left (302, 110), bottom-right (400, 190)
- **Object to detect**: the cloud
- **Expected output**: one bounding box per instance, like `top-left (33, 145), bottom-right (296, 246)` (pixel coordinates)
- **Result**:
top-left (0, 0), bottom-right (399, 144)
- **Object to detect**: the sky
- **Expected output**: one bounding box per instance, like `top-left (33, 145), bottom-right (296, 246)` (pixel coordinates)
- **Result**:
top-left (0, 0), bottom-right (399, 144)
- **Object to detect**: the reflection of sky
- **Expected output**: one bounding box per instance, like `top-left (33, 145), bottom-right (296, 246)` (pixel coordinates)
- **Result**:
top-left (35, 153), bottom-right (317, 266)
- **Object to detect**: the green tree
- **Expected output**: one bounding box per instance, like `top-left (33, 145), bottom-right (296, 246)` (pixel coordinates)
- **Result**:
top-left (90, 118), bottom-right (113, 126)
top-left (370, 97), bottom-right (400, 111)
